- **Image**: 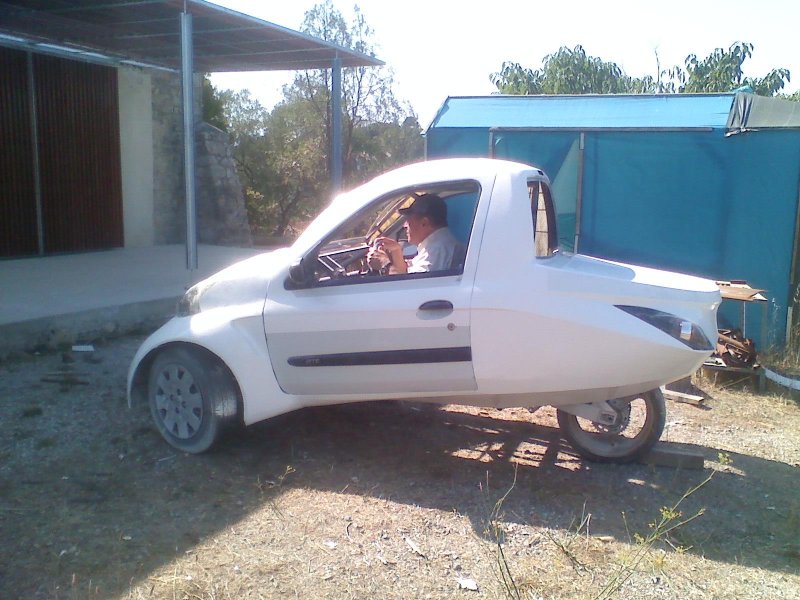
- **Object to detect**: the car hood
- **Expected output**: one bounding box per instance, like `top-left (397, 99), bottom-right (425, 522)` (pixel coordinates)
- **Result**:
top-left (194, 248), bottom-right (290, 312)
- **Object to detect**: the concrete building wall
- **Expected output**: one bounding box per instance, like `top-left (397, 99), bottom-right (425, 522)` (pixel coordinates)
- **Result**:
top-left (122, 71), bottom-right (251, 248)
top-left (118, 67), bottom-right (154, 247)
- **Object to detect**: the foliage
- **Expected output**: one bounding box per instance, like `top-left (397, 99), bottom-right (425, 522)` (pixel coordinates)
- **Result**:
top-left (213, 3), bottom-right (423, 237)
top-left (594, 473), bottom-right (713, 600)
top-left (491, 46), bottom-right (650, 95)
top-left (491, 41), bottom-right (790, 97)
top-left (483, 467), bottom-right (524, 599)
top-left (222, 90), bottom-right (326, 237)
top-left (288, 0), bottom-right (420, 186)
top-left (349, 116), bottom-right (424, 181)
top-left (490, 61), bottom-right (540, 95)
top-left (672, 42), bottom-right (790, 95)
top-left (201, 75), bottom-right (229, 131)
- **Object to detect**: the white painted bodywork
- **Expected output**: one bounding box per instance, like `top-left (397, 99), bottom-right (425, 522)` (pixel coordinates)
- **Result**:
top-left (128, 158), bottom-right (720, 427)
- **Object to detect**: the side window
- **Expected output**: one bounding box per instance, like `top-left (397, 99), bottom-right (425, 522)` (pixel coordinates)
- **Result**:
top-left (529, 180), bottom-right (559, 258)
top-left (306, 181), bottom-right (480, 287)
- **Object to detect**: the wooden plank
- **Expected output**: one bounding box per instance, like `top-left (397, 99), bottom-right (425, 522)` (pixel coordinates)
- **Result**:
top-left (662, 389), bottom-right (705, 405)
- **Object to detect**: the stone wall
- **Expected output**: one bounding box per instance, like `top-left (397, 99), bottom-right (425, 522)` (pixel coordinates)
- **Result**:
top-left (150, 71), bottom-right (184, 244)
top-left (195, 123), bottom-right (252, 246)
top-left (149, 72), bottom-right (251, 246)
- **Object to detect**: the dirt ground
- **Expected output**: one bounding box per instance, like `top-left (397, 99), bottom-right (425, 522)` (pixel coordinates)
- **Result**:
top-left (0, 334), bottom-right (798, 600)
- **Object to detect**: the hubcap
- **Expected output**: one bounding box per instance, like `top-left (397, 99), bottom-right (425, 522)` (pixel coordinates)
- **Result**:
top-left (154, 364), bottom-right (203, 439)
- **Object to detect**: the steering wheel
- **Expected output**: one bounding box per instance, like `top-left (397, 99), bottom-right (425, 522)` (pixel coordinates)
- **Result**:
top-left (317, 245), bottom-right (371, 278)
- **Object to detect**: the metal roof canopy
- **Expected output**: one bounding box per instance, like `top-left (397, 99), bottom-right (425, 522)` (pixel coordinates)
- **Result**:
top-left (0, 0), bottom-right (383, 72)
top-left (0, 1), bottom-right (382, 271)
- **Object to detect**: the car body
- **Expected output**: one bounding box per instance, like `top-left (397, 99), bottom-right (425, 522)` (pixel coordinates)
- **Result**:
top-left (128, 158), bottom-right (720, 461)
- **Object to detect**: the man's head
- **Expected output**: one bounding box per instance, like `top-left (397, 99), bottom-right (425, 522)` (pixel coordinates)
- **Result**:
top-left (399, 194), bottom-right (447, 245)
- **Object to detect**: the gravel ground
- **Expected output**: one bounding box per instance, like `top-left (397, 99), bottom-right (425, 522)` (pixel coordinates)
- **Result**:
top-left (0, 334), bottom-right (798, 599)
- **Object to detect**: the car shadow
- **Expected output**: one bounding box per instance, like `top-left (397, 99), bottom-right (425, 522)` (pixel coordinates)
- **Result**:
top-left (226, 400), bottom-right (798, 573)
top-left (3, 398), bottom-right (797, 598)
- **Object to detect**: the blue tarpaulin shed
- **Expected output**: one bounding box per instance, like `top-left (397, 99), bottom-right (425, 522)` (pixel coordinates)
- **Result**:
top-left (426, 93), bottom-right (800, 347)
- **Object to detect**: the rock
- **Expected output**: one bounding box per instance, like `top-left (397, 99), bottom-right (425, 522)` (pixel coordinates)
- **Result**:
top-left (457, 577), bottom-right (478, 591)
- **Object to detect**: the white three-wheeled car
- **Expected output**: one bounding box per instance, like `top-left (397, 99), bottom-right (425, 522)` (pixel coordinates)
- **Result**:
top-left (129, 158), bottom-right (720, 462)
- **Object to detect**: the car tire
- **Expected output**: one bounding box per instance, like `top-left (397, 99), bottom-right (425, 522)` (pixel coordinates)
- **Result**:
top-left (556, 388), bottom-right (666, 463)
top-left (148, 346), bottom-right (239, 454)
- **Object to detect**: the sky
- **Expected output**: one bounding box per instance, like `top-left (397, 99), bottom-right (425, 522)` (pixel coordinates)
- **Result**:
top-left (208, 0), bottom-right (800, 129)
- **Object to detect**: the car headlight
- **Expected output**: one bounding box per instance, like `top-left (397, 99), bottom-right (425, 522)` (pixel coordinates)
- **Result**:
top-left (615, 305), bottom-right (713, 351)
top-left (177, 282), bottom-right (211, 316)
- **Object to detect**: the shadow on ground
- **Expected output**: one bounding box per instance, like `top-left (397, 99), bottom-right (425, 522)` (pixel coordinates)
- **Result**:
top-left (2, 396), bottom-right (797, 598)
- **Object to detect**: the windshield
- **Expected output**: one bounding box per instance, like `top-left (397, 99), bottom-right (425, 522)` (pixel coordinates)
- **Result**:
top-left (365, 194), bottom-right (418, 243)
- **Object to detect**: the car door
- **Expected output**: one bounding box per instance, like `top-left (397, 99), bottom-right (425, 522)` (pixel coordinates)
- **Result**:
top-left (262, 182), bottom-right (486, 398)
top-left (264, 273), bottom-right (475, 396)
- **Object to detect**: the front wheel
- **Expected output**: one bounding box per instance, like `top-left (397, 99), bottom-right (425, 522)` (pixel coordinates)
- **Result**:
top-left (148, 347), bottom-right (239, 454)
top-left (556, 389), bottom-right (666, 463)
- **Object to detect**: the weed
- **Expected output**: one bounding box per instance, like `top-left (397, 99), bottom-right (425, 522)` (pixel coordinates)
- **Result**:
top-left (481, 466), bottom-right (536, 600)
top-left (256, 464), bottom-right (295, 491)
top-left (761, 322), bottom-right (800, 381)
top-left (594, 472), bottom-right (713, 600)
top-left (256, 465), bottom-right (296, 517)
top-left (546, 502), bottom-right (592, 573)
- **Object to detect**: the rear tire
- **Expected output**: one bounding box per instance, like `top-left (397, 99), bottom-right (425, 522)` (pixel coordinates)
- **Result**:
top-left (556, 389), bottom-right (666, 463)
top-left (148, 347), bottom-right (239, 454)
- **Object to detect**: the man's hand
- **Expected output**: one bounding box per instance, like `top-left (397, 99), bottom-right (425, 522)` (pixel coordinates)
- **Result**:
top-left (370, 237), bottom-right (408, 274)
top-left (366, 242), bottom-right (388, 271)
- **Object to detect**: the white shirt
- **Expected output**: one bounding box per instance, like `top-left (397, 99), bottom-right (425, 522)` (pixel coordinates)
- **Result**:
top-left (408, 227), bottom-right (462, 273)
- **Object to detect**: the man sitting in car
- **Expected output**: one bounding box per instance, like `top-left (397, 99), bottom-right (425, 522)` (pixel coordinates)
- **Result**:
top-left (368, 194), bottom-right (462, 274)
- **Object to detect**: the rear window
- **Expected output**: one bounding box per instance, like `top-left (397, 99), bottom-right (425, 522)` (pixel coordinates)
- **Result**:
top-left (529, 180), bottom-right (558, 258)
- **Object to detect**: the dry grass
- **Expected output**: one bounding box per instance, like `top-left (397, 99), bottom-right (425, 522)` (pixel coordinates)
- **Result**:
top-left (1, 336), bottom-right (799, 599)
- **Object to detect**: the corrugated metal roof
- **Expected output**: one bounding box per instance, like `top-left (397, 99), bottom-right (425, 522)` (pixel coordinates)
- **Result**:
top-left (0, 0), bottom-right (383, 72)
top-left (428, 94), bottom-right (738, 131)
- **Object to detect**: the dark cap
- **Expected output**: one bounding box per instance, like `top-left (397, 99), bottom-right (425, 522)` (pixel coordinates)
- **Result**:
top-left (399, 194), bottom-right (447, 225)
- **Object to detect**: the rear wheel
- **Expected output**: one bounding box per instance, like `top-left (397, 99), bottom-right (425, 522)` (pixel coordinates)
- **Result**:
top-left (556, 389), bottom-right (666, 463)
top-left (148, 347), bottom-right (239, 454)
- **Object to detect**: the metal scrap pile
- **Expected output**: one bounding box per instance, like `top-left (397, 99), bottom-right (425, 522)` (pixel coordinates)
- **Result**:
top-left (705, 280), bottom-right (766, 369)
top-left (712, 328), bottom-right (758, 367)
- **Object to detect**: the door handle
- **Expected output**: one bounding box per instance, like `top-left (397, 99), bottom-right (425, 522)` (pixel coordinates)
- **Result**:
top-left (419, 300), bottom-right (453, 311)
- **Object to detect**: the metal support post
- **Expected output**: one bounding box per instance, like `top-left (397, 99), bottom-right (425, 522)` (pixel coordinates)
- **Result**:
top-left (331, 55), bottom-right (342, 194)
top-left (181, 9), bottom-right (197, 271)
top-left (27, 52), bottom-right (44, 255)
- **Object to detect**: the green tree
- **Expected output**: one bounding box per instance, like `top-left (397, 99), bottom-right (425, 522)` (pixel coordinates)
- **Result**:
top-left (258, 98), bottom-right (329, 236)
top-left (221, 90), bottom-right (327, 237)
top-left (348, 116), bottom-right (424, 181)
top-left (492, 42), bottom-right (789, 97)
top-left (201, 75), bottom-right (229, 131)
top-left (490, 61), bottom-right (541, 95)
top-left (222, 89), bottom-right (269, 183)
top-left (673, 42), bottom-right (790, 95)
top-left (217, 3), bottom-right (423, 237)
top-left (288, 1), bottom-right (419, 185)
top-left (491, 46), bottom-right (649, 95)
top-left (783, 90), bottom-right (800, 102)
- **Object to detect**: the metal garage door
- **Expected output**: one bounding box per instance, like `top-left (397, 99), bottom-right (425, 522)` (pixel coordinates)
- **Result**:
top-left (0, 47), bottom-right (123, 258)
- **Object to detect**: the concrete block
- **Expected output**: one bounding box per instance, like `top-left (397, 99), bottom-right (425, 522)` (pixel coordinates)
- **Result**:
top-left (639, 442), bottom-right (705, 470)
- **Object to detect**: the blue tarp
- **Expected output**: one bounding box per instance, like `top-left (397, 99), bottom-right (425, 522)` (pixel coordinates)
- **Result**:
top-left (426, 94), bottom-right (800, 347)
